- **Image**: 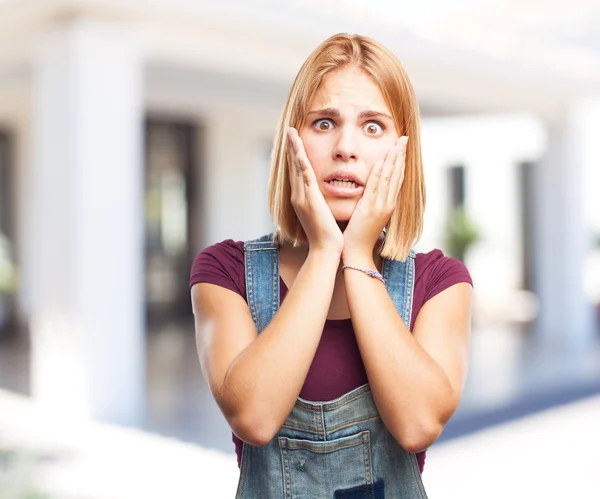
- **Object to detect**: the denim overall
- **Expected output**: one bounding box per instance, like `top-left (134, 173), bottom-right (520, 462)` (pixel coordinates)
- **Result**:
top-left (238, 233), bottom-right (428, 499)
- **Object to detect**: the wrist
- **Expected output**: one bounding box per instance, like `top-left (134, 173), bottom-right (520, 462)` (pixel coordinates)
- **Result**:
top-left (307, 246), bottom-right (343, 264)
top-left (341, 264), bottom-right (385, 285)
top-left (341, 251), bottom-right (375, 268)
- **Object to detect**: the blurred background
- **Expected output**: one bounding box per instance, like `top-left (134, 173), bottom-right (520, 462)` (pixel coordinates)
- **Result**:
top-left (0, 0), bottom-right (599, 497)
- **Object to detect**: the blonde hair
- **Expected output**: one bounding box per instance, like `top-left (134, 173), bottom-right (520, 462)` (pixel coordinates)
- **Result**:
top-left (268, 33), bottom-right (425, 261)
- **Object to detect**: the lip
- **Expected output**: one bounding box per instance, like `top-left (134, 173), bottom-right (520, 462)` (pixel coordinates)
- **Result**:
top-left (322, 170), bottom-right (365, 198)
top-left (323, 180), bottom-right (364, 198)
top-left (324, 170), bottom-right (364, 185)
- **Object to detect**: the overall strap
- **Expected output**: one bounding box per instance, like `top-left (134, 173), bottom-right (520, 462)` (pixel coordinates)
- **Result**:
top-left (243, 233), bottom-right (280, 334)
top-left (244, 234), bottom-right (416, 333)
top-left (381, 249), bottom-right (416, 330)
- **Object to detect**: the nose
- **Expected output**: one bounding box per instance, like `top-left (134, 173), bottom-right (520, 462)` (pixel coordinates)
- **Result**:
top-left (332, 127), bottom-right (358, 162)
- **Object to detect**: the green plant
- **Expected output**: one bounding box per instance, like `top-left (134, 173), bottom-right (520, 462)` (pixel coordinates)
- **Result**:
top-left (444, 206), bottom-right (481, 262)
top-left (0, 448), bottom-right (52, 499)
top-left (0, 232), bottom-right (16, 295)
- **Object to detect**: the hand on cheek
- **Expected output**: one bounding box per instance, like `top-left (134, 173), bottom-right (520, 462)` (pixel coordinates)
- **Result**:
top-left (287, 127), bottom-right (345, 254)
top-left (342, 136), bottom-right (408, 262)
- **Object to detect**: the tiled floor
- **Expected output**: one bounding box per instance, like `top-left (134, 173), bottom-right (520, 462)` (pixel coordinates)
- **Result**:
top-left (2, 319), bottom-right (600, 457)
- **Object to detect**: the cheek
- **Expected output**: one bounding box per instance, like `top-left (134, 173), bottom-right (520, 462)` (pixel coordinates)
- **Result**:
top-left (365, 140), bottom-right (395, 169)
top-left (300, 136), bottom-right (328, 175)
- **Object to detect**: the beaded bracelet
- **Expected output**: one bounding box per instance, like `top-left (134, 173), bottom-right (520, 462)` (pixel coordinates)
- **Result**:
top-left (341, 265), bottom-right (385, 284)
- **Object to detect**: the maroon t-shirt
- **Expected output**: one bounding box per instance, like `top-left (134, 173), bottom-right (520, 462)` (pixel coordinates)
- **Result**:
top-left (190, 239), bottom-right (473, 474)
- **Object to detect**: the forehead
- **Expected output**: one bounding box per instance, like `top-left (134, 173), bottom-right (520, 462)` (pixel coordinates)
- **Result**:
top-left (309, 66), bottom-right (390, 114)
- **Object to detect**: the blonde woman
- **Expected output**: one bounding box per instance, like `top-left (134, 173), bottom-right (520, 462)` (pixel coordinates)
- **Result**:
top-left (190, 33), bottom-right (473, 498)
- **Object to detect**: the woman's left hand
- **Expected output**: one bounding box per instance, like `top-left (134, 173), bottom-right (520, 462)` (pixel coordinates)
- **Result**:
top-left (342, 136), bottom-right (408, 262)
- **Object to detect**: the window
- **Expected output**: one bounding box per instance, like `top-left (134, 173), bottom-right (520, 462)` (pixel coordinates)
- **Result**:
top-left (144, 119), bottom-right (199, 323)
top-left (448, 164), bottom-right (465, 210)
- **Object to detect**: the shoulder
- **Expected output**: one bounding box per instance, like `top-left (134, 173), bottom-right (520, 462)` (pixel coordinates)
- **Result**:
top-left (189, 239), bottom-right (246, 296)
top-left (198, 239), bottom-right (245, 262)
top-left (414, 248), bottom-right (472, 281)
top-left (191, 239), bottom-right (245, 272)
top-left (414, 248), bottom-right (473, 303)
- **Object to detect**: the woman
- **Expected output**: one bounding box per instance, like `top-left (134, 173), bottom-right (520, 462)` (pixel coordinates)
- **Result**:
top-left (190, 33), bottom-right (472, 499)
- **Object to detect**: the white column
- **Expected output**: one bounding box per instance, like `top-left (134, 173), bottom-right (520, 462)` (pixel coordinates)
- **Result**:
top-left (532, 102), bottom-right (598, 352)
top-left (203, 113), bottom-right (273, 245)
top-left (30, 20), bottom-right (145, 425)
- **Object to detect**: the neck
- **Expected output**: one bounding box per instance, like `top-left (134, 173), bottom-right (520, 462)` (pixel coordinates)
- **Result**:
top-left (336, 221), bottom-right (349, 232)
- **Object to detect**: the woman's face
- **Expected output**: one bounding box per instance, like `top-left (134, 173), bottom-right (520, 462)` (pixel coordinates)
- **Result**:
top-left (300, 66), bottom-right (398, 222)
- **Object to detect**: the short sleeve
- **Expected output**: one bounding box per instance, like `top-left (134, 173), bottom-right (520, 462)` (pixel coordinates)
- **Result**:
top-left (414, 249), bottom-right (473, 305)
top-left (422, 250), bottom-right (472, 304)
top-left (189, 239), bottom-right (247, 300)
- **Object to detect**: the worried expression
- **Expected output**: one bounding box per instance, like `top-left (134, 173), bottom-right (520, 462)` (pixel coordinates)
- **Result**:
top-left (300, 66), bottom-right (398, 221)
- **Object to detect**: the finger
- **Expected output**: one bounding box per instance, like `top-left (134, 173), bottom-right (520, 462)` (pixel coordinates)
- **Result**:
top-left (376, 142), bottom-right (400, 205)
top-left (287, 128), bottom-right (306, 205)
top-left (287, 127), bottom-right (303, 177)
top-left (291, 130), bottom-right (322, 203)
top-left (387, 136), bottom-right (408, 205)
top-left (365, 158), bottom-right (385, 198)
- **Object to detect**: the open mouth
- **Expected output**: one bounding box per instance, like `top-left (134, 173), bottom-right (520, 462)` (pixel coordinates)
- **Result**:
top-left (327, 179), bottom-right (359, 189)
top-left (324, 178), bottom-right (364, 198)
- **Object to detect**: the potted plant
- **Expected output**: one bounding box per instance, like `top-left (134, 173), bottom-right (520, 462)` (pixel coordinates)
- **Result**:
top-left (0, 232), bottom-right (17, 335)
top-left (444, 206), bottom-right (481, 263)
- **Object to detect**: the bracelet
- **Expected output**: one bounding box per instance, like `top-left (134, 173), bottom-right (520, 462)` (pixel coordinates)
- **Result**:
top-left (341, 265), bottom-right (385, 284)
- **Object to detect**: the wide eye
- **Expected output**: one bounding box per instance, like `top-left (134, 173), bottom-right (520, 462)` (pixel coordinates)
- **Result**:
top-left (364, 121), bottom-right (384, 136)
top-left (314, 118), bottom-right (335, 131)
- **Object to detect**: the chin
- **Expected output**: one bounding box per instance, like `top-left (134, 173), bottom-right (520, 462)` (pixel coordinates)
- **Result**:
top-left (327, 199), bottom-right (358, 222)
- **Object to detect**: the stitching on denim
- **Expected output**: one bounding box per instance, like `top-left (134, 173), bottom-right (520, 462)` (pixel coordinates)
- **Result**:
top-left (319, 405), bottom-right (325, 440)
top-left (282, 414), bottom-right (379, 434)
top-left (314, 407), bottom-right (322, 439)
top-left (277, 437), bottom-right (292, 499)
top-left (382, 258), bottom-right (391, 284)
top-left (323, 415), bottom-right (381, 434)
top-left (322, 403), bottom-right (329, 440)
top-left (280, 422), bottom-right (316, 433)
top-left (278, 431), bottom-right (370, 452)
top-left (404, 255), bottom-right (415, 329)
top-left (235, 442), bottom-right (249, 498)
top-left (246, 246), bottom-right (278, 251)
top-left (364, 430), bottom-right (373, 485)
top-left (407, 451), bottom-right (429, 498)
top-left (271, 248), bottom-right (279, 321)
top-left (244, 249), bottom-right (258, 328)
top-left (295, 384), bottom-right (372, 411)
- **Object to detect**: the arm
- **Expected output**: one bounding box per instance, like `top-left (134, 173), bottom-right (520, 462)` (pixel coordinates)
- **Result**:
top-left (340, 136), bottom-right (471, 452)
top-left (192, 247), bottom-right (340, 447)
top-left (193, 127), bottom-right (344, 446)
top-left (343, 257), bottom-right (472, 453)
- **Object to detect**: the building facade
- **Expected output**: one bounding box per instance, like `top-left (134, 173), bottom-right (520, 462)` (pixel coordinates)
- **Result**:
top-left (0, 0), bottom-right (598, 430)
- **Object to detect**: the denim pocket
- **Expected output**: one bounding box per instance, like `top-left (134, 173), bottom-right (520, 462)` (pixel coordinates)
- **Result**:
top-left (278, 431), bottom-right (374, 498)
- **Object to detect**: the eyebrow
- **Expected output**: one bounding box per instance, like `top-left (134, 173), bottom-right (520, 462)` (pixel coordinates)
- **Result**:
top-left (307, 108), bottom-right (393, 121)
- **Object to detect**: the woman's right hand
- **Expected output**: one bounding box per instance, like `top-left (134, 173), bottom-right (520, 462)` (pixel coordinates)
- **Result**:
top-left (287, 127), bottom-right (344, 255)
